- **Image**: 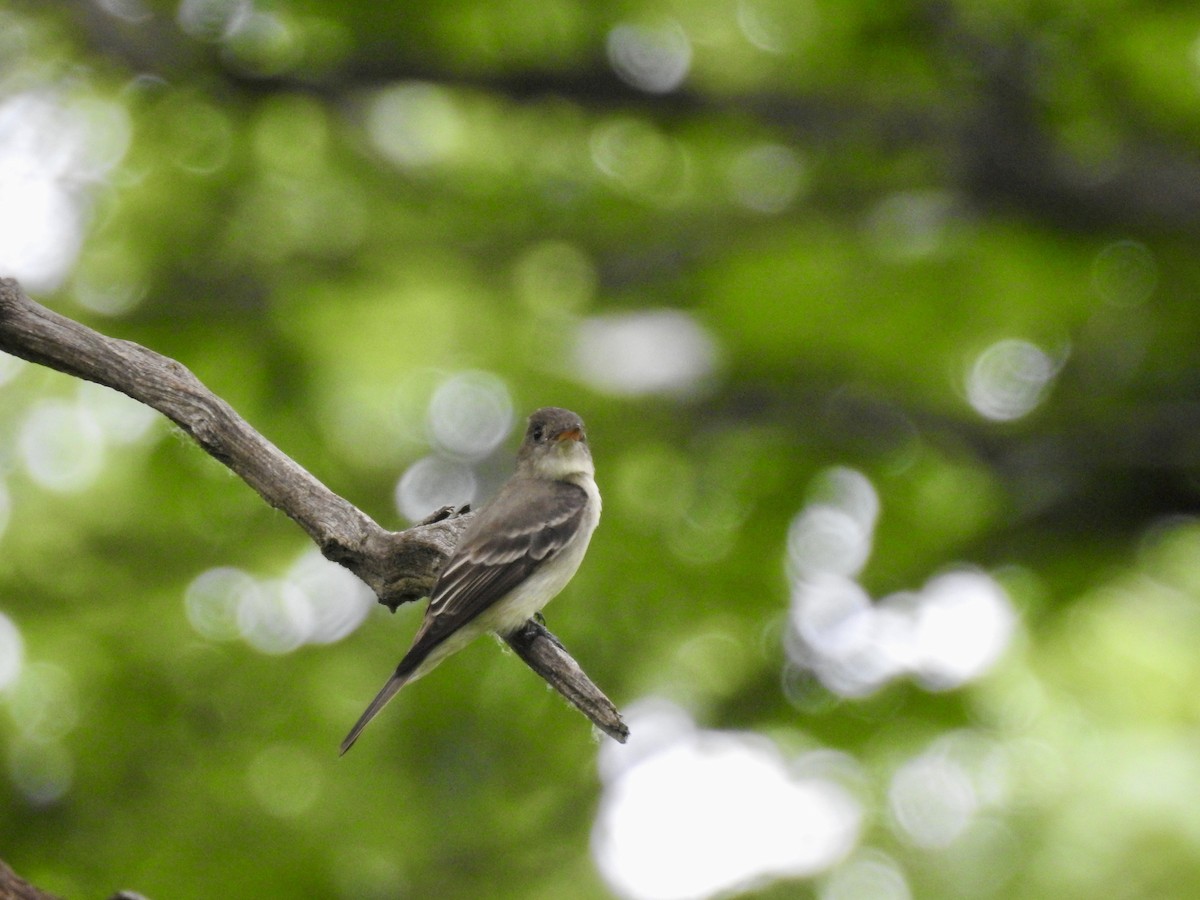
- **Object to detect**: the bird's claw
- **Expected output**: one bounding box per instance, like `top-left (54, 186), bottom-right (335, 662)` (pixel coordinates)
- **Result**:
top-left (416, 503), bottom-right (472, 526)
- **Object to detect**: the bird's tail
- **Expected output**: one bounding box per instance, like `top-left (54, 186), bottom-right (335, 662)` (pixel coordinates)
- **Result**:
top-left (339, 670), bottom-right (412, 755)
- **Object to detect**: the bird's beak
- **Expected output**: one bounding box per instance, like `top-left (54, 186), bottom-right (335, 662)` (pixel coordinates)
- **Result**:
top-left (555, 427), bottom-right (583, 443)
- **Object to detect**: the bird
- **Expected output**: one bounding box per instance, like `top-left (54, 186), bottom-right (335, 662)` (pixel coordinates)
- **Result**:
top-left (339, 406), bottom-right (602, 754)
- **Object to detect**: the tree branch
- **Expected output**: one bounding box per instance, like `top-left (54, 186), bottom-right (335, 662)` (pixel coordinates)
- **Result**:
top-left (0, 278), bottom-right (627, 744)
top-left (0, 858), bottom-right (62, 900)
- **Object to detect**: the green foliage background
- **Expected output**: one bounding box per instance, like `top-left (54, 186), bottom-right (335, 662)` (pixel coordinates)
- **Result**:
top-left (3, 1), bottom-right (1200, 897)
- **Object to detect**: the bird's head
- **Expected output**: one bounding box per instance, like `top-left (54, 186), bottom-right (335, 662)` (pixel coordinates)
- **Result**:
top-left (517, 407), bottom-right (593, 478)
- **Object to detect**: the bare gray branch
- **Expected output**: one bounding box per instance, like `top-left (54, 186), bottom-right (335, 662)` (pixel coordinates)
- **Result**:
top-left (0, 277), bottom-right (626, 743)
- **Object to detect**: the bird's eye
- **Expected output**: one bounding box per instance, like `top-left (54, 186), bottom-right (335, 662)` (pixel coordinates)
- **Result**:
top-left (531, 425), bottom-right (545, 441)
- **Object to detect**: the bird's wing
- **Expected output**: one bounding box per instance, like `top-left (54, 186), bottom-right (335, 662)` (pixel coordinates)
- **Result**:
top-left (398, 477), bottom-right (590, 671)
top-left (339, 477), bottom-right (591, 754)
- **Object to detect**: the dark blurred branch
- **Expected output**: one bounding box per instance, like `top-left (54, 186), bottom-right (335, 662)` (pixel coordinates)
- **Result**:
top-left (0, 278), bottom-right (627, 744)
top-left (936, 4), bottom-right (1200, 235)
top-left (66, 0), bottom-right (1200, 237)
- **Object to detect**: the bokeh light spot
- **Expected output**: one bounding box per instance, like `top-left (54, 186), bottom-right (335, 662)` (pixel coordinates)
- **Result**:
top-left (786, 467), bottom-right (1018, 698)
top-left (237, 578), bottom-right (314, 655)
top-left (594, 700), bottom-right (862, 900)
top-left (820, 850), bottom-right (911, 900)
top-left (186, 566), bottom-right (259, 642)
top-left (889, 745), bottom-right (979, 849)
top-left (0, 51), bottom-right (126, 291)
top-left (427, 371), bottom-right (513, 462)
top-left (7, 662), bottom-right (78, 742)
top-left (224, 10), bottom-right (305, 77)
top-left (737, 0), bottom-right (814, 54)
top-left (728, 143), bottom-right (807, 214)
top-left (177, 0), bottom-right (251, 41)
top-left (64, 95), bottom-right (132, 178)
top-left (395, 454), bottom-right (477, 522)
top-left (607, 20), bottom-right (692, 94)
top-left (187, 553), bottom-right (373, 652)
top-left (787, 467), bottom-right (878, 579)
top-left (97, 0), bottom-right (152, 24)
top-left (966, 338), bottom-right (1059, 422)
top-left (789, 575), bottom-right (873, 662)
top-left (168, 98), bottom-right (234, 175)
top-left (8, 737), bottom-right (73, 805)
top-left (788, 575), bottom-right (904, 697)
top-left (19, 400), bottom-right (105, 492)
top-left (788, 570), bottom-right (1016, 699)
top-left (574, 310), bottom-right (719, 396)
top-left (0, 610), bottom-right (23, 691)
top-left (0, 352), bottom-right (25, 387)
top-left (0, 98), bottom-right (83, 291)
top-left (590, 118), bottom-right (690, 203)
top-left (911, 570), bottom-right (1018, 690)
top-left (789, 507), bottom-right (872, 580)
top-left (73, 244), bottom-right (149, 316)
top-left (367, 82), bottom-right (463, 169)
top-left (285, 550), bottom-right (373, 645)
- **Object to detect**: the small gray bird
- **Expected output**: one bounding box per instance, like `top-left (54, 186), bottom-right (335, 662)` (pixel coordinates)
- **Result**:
top-left (340, 406), bottom-right (602, 754)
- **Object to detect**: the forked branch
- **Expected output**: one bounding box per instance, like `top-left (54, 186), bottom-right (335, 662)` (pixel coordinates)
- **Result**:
top-left (0, 277), bottom-right (627, 744)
